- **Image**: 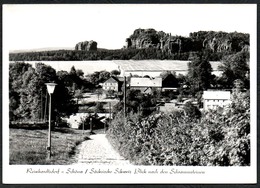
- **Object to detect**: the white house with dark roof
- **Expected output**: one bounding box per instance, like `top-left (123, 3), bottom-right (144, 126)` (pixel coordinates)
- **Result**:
top-left (130, 77), bottom-right (162, 93)
top-left (102, 77), bottom-right (121, 92)
top-left (203, 91), bottom-right (231, 110)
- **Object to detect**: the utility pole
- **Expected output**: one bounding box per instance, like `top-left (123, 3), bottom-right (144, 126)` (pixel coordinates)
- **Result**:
top-left (109, 102), bottom-right (112, 120)
top-left (90, 117), bottom-right (93, 133)
top-left (124, 76), bottom-right (126, 122)
top-left (82, 117), bottom-right (84, 135)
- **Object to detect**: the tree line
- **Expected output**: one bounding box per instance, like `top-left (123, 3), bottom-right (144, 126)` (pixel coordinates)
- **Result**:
top-left (9, 48), bottom-right (244, 62)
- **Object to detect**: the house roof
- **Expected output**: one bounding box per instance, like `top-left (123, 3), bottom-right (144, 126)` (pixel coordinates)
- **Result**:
top-left (130, 77), bottom-right (162, 87)
top-left (103, 77), bottom-right (119, 84)
top-left (162, 74), bottom-right (179, 88)
top-left (203, 91), bottom-right (231, 100)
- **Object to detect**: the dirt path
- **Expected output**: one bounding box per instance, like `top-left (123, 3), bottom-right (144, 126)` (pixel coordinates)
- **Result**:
top-left (73, 134), bottom-right (132, 165)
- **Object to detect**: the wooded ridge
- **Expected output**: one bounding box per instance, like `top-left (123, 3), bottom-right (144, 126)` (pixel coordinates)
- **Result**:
top-left (9, 29), bottom-right (249, 61)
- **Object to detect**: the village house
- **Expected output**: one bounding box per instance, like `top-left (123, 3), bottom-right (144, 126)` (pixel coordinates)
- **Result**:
top-left (130, 77), bottom-right (162, 94)
top-left (203, 90), bottom-right (231, 110)
top-left (162, 74), bottom-right (179, 92)
top-left (102, 76), bottom-right (121, 92)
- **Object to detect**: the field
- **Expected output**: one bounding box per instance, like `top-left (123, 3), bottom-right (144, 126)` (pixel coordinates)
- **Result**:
top-left (9, 127), bottom-right (90, 165)
top-left (14, 60), bottom-right (221, 78)
top-left (114, 60), bottom-right (221, 71)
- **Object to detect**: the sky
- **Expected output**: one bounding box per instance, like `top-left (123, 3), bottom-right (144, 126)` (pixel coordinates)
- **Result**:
top-left (3, 4), bottom-right (256, 51)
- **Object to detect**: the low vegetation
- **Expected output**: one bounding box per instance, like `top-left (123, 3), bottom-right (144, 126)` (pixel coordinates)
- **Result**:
top-left (107, 91), bottom-right (250, 166)
top-left (9, 127), bottom-right (90, 165)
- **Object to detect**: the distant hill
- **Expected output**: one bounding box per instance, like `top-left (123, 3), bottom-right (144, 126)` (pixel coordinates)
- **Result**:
top-left (9, 29), bottom-right (249, 61)
top-left (10, 47), bottom-right (74, 54)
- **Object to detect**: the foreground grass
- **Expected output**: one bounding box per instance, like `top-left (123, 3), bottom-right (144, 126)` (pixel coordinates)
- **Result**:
top-left (9, 127), bottom-right (91, 165)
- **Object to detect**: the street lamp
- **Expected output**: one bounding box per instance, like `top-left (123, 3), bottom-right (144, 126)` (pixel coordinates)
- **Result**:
top-left (45, 83), bottom-right (57, 159)
top-left (90, 117), bottom-right (93, 133)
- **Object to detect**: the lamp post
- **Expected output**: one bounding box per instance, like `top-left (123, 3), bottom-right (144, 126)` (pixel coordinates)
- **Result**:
top-left (90, 117), bottom-right (93, 133)
top-left (45, 83), bottom-right (57, 159)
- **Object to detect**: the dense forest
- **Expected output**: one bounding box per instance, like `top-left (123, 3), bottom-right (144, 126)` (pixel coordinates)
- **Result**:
top-left (9, 30), bottom-right (249, 61)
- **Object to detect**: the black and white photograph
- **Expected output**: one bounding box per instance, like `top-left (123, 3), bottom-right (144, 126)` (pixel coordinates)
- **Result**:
top-left (2, 4), bottom-right (257, 184)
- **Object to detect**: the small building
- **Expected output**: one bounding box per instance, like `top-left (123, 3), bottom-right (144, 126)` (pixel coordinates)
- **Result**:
top-left (162, 74), bottom-right (179, 91)
top-left (130, 77), bottom-right (162, 93)
top-left (102, 77), bottom-right (121, 92)
top-left (203, 91), bottom-right (231, 110)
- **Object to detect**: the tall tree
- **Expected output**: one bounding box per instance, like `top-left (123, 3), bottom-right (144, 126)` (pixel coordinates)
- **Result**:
top-left (9, 62), bottom-right (32, 120)
top-left (187, 52), bottom-right (213, 95)
top-left (218, 51), bottom-right (249, 89)
top-left (52, 80), bottom-right (78, 119)
top-left (13, 66), bottom-right (41, 120)
top-left (56, 70), bottom-right (73, 88)
top-left (35, 63), bottom-right (57, 120)
top-left (69, 66), bottom-right (77, 76)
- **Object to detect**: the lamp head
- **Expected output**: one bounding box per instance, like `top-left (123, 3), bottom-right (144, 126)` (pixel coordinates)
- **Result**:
top-left (45, 83), bottom-right (57, 94)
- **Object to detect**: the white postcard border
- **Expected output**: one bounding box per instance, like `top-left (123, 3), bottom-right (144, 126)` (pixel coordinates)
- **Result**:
top-left (2, 4), bottom-right (257, 184)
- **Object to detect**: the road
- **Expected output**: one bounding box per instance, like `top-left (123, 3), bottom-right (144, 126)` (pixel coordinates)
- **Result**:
top-left (73, 134), bottom-right (132, 165)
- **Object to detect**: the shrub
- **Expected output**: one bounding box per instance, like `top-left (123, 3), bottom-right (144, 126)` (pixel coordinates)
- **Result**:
top-left (183, 101), bottom-right (201, 119)
top-left (107, 90), bottom-right (250, 166)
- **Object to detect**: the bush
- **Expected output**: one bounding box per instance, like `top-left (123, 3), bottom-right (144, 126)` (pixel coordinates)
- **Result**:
top-left (107, 91), bottom-right (250, 166)
top-left (183, 101), bottom-right (201, 120)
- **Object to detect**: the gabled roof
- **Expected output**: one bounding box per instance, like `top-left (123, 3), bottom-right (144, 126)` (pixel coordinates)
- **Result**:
top-left (130, 77), bottom-right (162, 87)
top-left (162, 74), bottom-right (179, 88)
top-left (203, 91), bottom-right (231, 100)
top-left (103, 76), bottom-right (120, 84)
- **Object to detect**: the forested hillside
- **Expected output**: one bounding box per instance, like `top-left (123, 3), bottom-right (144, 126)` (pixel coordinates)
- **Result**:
top-left (9, 30), bottom-right (249, 61)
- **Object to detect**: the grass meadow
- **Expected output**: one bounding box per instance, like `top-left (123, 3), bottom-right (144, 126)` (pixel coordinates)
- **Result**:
top-left (9, 127), bottom-right (90, 165)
